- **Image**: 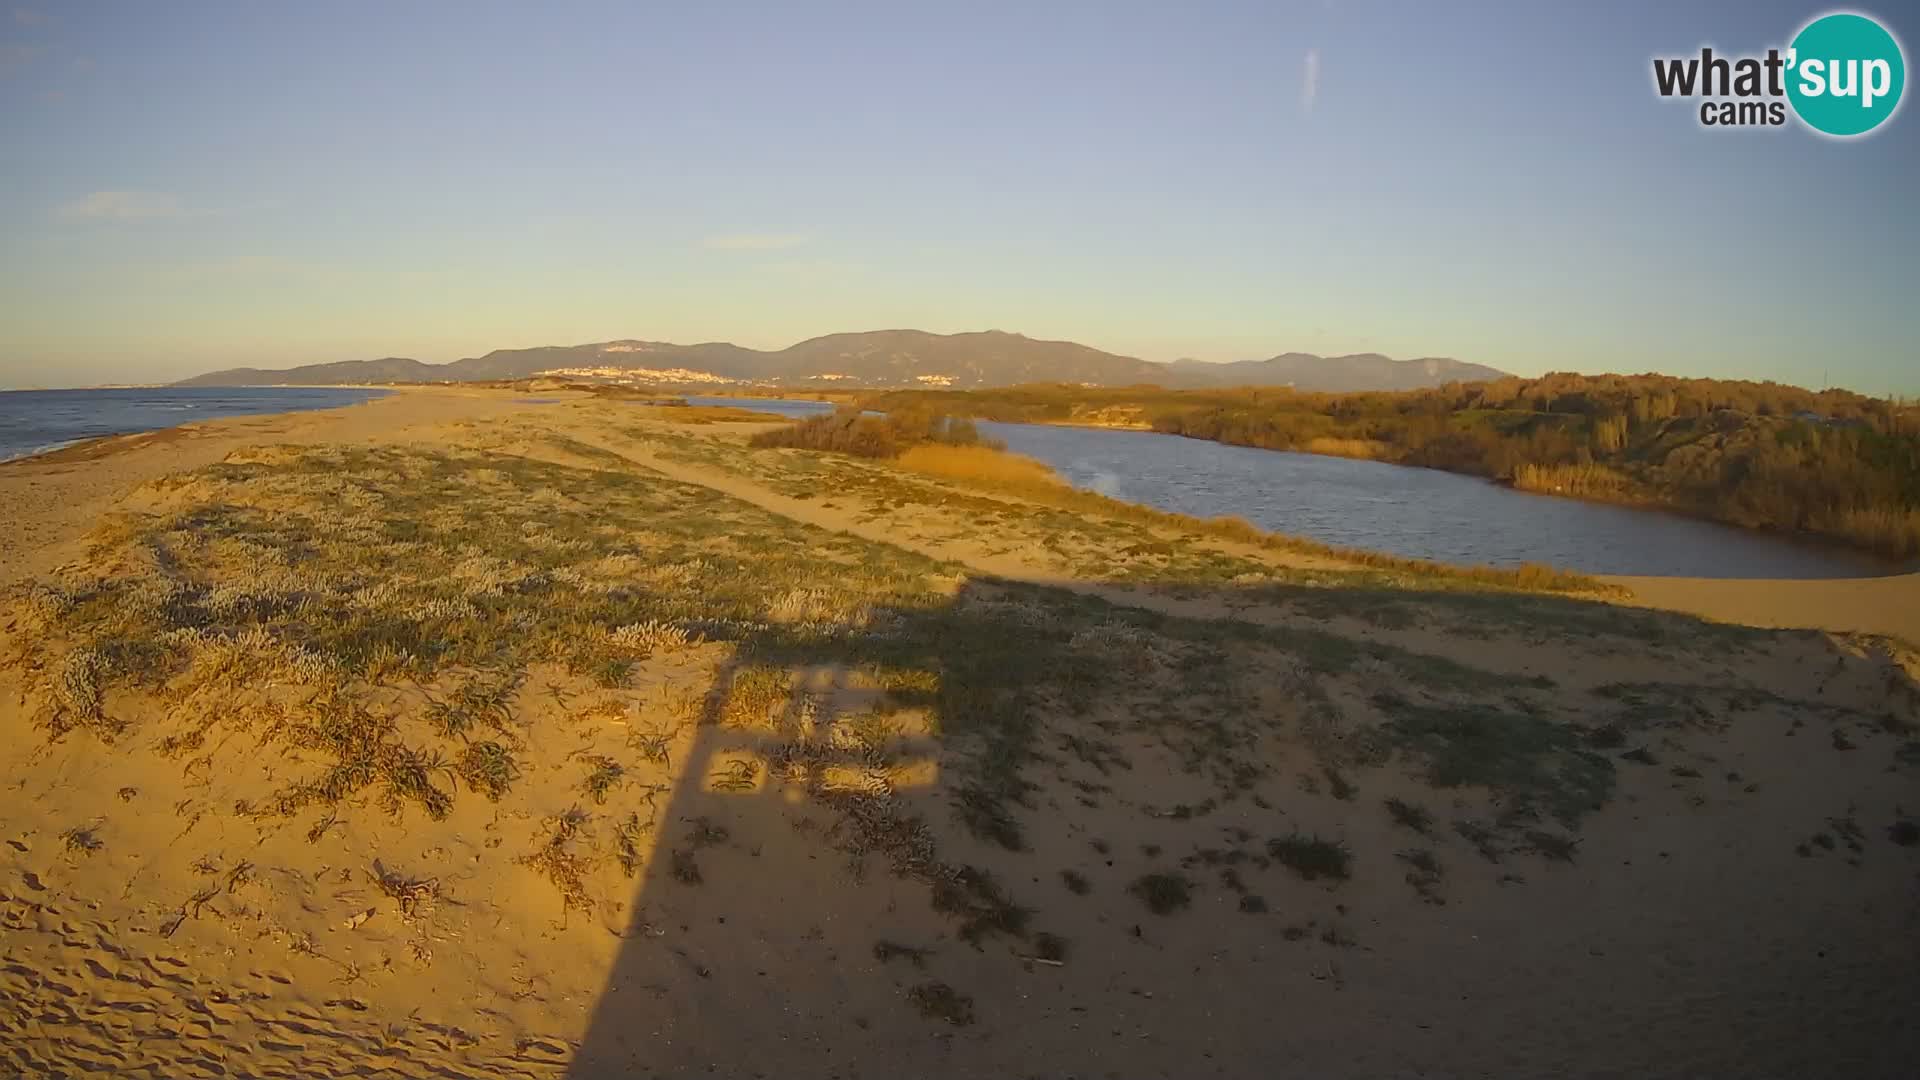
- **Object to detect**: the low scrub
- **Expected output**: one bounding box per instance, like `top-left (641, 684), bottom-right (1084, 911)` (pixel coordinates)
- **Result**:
top-left (750, 407), bottom-right (998, 459)
top-left (1303, 436), bottom-right (1389, 460)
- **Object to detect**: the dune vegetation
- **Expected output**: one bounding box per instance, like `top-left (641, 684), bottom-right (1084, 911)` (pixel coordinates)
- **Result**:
top-left (3, 394), bottom-right (1918, 1077)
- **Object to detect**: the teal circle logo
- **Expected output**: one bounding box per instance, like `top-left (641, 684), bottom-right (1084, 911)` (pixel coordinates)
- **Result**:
top-left (1786, 12), bottom-right (1906, 136)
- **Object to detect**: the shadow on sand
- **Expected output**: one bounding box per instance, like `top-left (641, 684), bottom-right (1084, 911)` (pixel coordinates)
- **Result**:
top-left (561, 574), bottom-right (1920, 1079)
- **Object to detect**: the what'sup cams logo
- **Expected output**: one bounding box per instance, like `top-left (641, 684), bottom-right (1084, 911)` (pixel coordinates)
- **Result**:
top-left (1653, 10), bottom-right (1905, 136)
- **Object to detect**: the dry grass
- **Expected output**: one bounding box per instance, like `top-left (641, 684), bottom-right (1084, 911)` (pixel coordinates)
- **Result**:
top-left (1303, 436), bottom-right (1389, 460)
top-left (1512, 462), bottom-right (1637, 499)
top-left (1129, 872), bottom-right (1192, 914)
top-left (61, 826), bottom-right (104, 856)
top-left (520, 808), bottom-right (595, 914)
top-left (907, 981), bottom-right (975, 1026)
top-left (896, 444), bottom-right (1063, 489)
top-left (369, 865), bottom-right (442, 924)
top-left (1267, 833), bottom-right (1351, 882)
top-left (1827, 505), bottom-right (1920, 559)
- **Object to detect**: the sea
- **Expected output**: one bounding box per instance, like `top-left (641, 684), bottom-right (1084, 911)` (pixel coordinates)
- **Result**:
top-left (0, 387), bottom-right (392, 463)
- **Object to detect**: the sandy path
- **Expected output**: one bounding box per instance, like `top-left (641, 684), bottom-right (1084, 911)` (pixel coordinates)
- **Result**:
top-left (1612, 571), bottom-right (1920, 643)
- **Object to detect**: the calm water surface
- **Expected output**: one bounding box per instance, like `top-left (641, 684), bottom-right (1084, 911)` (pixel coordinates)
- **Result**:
top-left (692, 396), bottom-right (1894, 580)
top-left (0, 387), bottom-right (391, 462)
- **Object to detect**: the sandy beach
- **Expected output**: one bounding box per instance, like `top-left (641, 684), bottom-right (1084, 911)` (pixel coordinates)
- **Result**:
top-left (2, 386), bottom-right (1916, 1078)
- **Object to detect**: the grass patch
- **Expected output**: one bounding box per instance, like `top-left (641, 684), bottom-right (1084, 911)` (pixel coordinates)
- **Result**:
top-left (61, 827), bottom-right (103, 856)
top-left (1129, 872), bottom-right (1193, 914)
top-left (907, 981), bottom-right (975, 1026)
top-left (519, 808), bottom-right (594, 914)
top-left (1453, 819), bottom-right (1505, 863)
top-left (1322, 766), bottom-right (1358, 801)
top-left (669, 848), bottom-right (703, 885)
top-left (1031, 931), bottom-right (1069, 963)
top-left (1397, 848), bottom-right (1444, 904)
top-left (1373, 693), bottom-right (1614, 826)
top-left (369, 864), bottom-right (441, 924)
top-left (1267, 832), bottom-right (1351, 882)
top-left (456, 740), bottom-right (518, 800)
top-left (930, 865), bottom-right (1030, 945)
top-left (873, 940), bottom-right (933, 968)
top-left (614, 812), bottom-right (652, 878)
top-left (425, 669), bottom-right (520, 739)
top-left (1384, 797), bottom-right (1433, 834)
top-left (577, 755), bottom-right (625, 805)
top-left (1524, 829), bottom-right (1579, 863)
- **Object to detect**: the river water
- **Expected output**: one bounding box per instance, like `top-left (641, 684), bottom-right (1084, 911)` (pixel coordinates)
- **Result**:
top-left (696, 396), bottom-right (1893, 579)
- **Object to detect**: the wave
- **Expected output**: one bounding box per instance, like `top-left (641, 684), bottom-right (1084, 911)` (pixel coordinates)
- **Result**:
top-left (0, 438), bottom-right (86, 464)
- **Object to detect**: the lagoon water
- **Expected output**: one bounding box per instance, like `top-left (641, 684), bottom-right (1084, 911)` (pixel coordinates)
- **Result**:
top-left (688, 396), bottom-right (1892, 580)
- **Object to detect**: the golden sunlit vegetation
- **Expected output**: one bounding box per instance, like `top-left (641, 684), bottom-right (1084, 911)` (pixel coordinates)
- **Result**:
top-left (1302, 436), bottom-right (1391, 460)
top-left (895, 443), bottom-right (1063, 488)
top-left (1511, 463), bottom-right (1637, 499)
top-left (870, 375), bottom-right (1920, 558)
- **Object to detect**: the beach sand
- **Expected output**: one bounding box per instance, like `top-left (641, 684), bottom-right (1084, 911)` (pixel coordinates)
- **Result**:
top-left (2, 387), bottom-right (1915, 1078)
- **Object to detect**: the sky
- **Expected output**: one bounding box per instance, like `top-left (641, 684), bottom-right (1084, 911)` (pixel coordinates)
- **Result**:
top-left (1, 1), bottom-right (1915, 392)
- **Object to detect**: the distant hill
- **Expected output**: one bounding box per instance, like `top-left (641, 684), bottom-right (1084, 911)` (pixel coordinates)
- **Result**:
top-left (176, 357), bottom-right (446, 386)
top-left (176, 331), bottom-right (1507, 391)
top-left (1158, 353), bottom-right (1509, 392)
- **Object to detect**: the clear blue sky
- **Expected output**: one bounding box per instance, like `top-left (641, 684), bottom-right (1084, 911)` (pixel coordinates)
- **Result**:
top-left (1, 1), bottom-right (1914, 391)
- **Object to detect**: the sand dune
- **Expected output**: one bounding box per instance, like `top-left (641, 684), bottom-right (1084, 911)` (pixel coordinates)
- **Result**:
top-left (2, 387), bottom-right (1915, 1078)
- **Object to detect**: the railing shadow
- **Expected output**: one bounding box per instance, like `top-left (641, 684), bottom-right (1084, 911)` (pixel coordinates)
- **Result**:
top-left (567, 596), bottom-right (977, 1075)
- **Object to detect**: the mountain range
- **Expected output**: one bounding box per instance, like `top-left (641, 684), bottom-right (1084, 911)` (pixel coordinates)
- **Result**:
top-left (175, 330), bottom-right (1509, 392)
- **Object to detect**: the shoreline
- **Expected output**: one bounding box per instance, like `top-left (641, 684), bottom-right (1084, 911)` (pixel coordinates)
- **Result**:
top-left (1073, 422), bottom-right (1914, 573)
top-left (0, 385), bottom-right (402, 467)
top-left (0, 437), bottom-right (87, 464)
top-left (872, 409), bottom-right (1906, 581)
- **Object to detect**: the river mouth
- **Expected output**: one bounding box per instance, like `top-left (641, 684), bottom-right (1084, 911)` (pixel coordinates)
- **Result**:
top-left (689, 396), bottom-right (1901, 580)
